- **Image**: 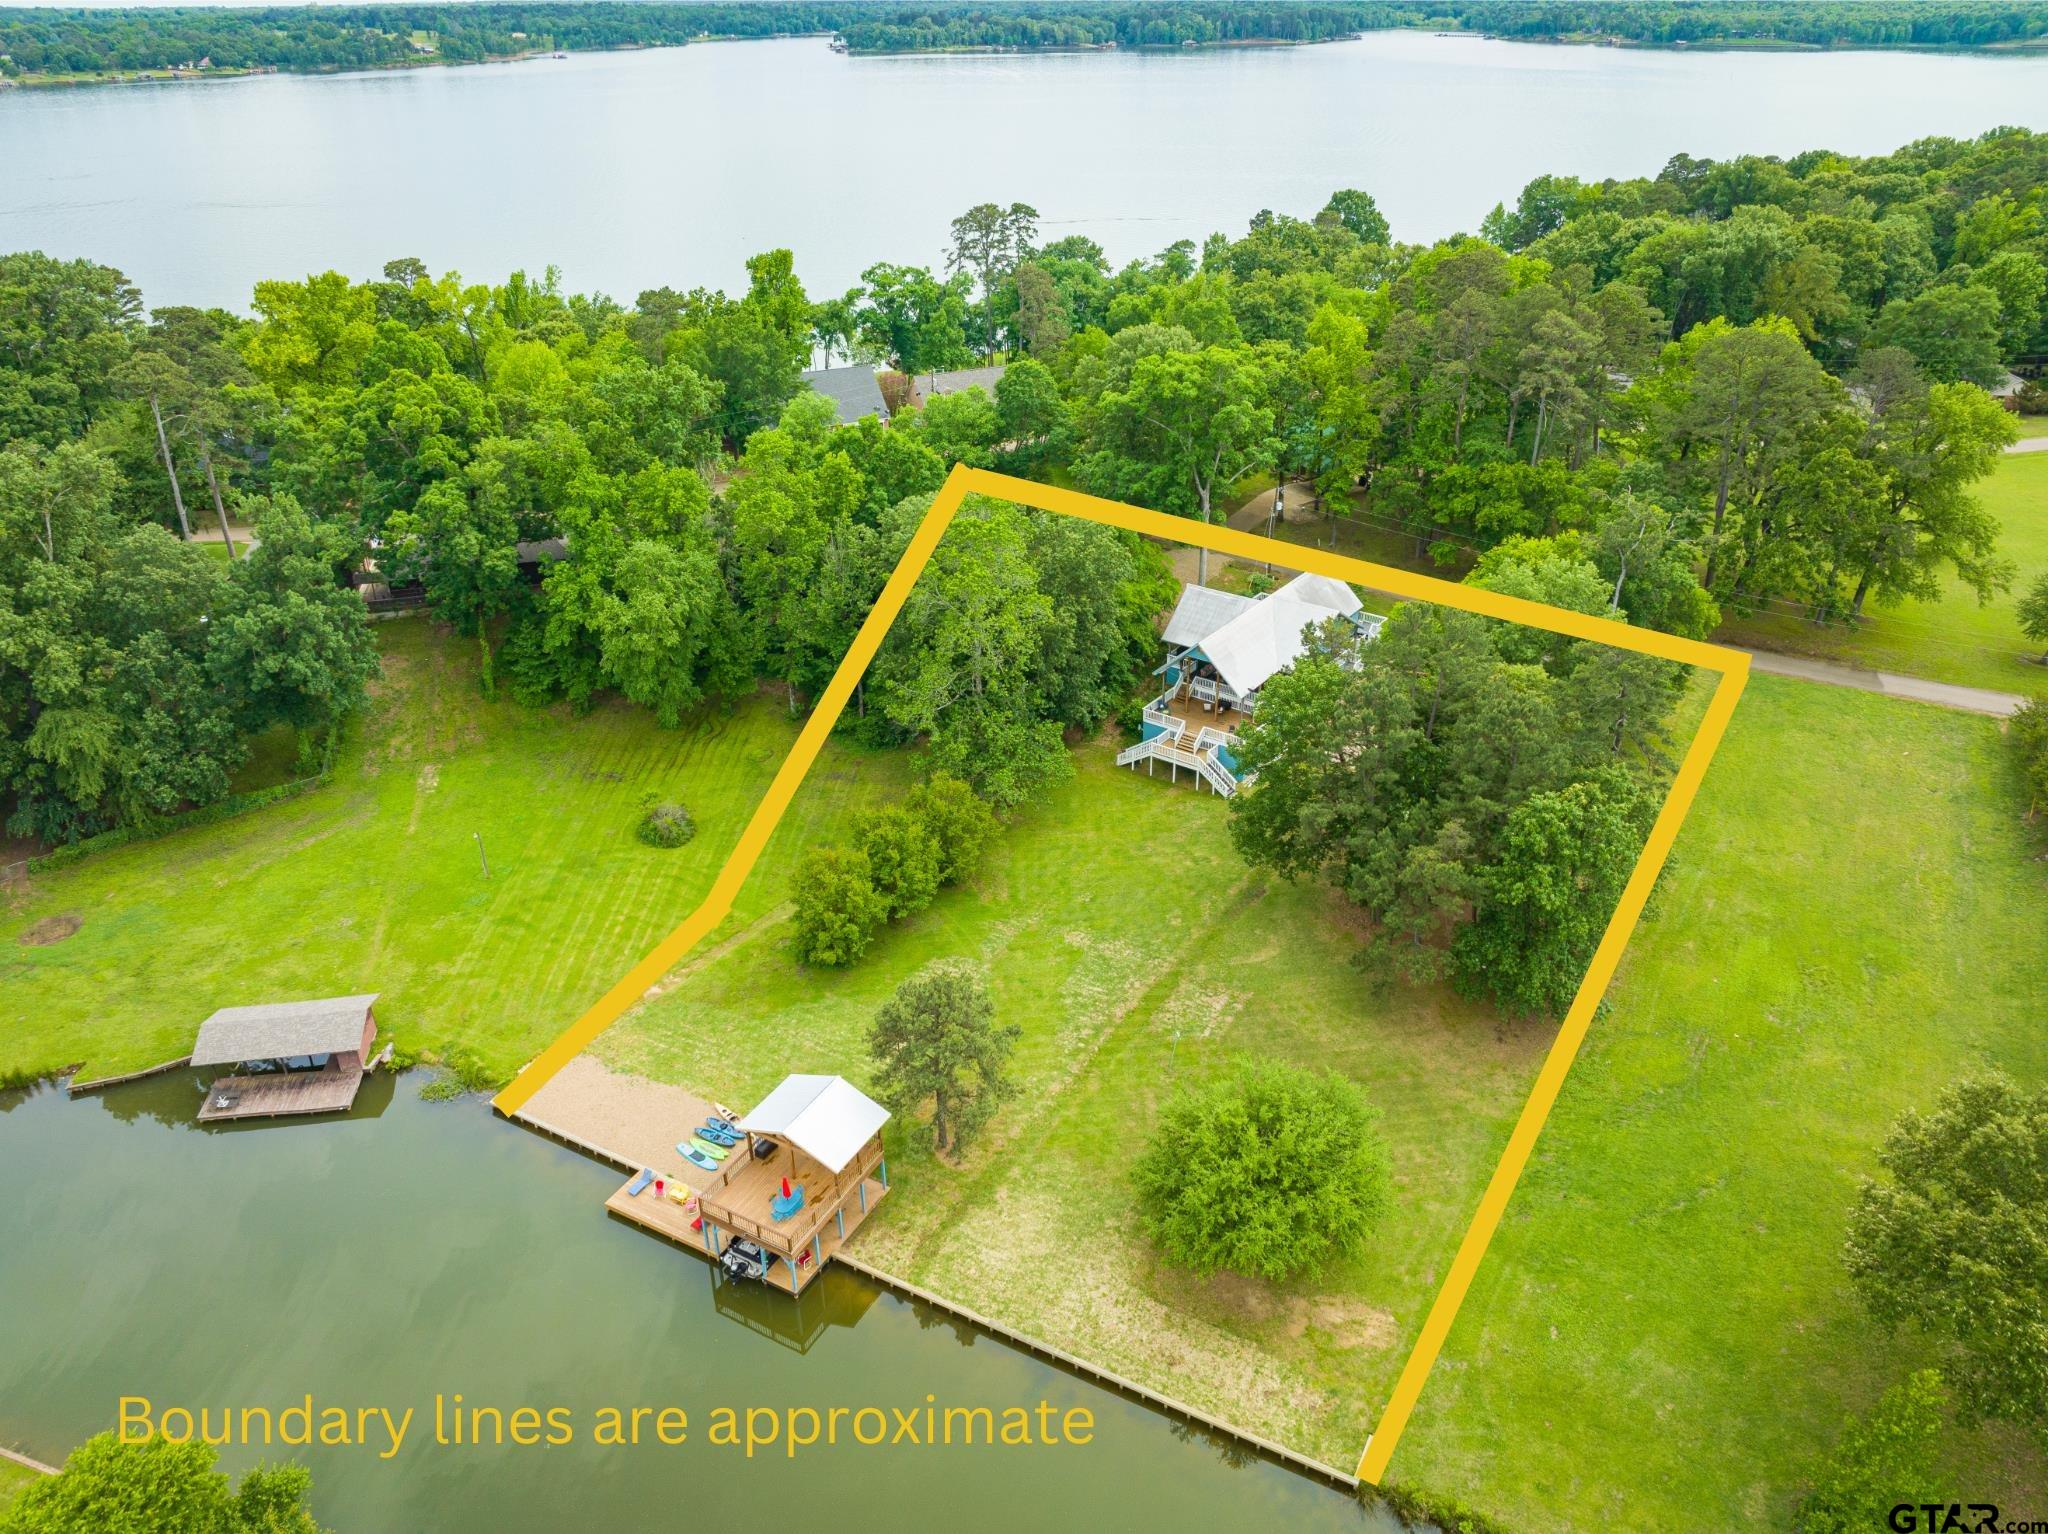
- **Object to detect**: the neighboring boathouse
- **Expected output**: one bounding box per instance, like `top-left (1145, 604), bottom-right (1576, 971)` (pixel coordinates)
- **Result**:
top-left (191, 994), bottom-right (379, 1122)
top-left (1117, 573), bottom-right (1384, 796)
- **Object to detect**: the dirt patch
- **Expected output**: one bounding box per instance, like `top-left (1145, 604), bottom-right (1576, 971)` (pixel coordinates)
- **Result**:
top-left (17, 913), bottom-right (81, 947)
top-left (1196, 1272), bottom-right (1397, 1349)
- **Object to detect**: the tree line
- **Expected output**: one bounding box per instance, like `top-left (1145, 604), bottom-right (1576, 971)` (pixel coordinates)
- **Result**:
top-left (3, 128), bottom-right (2036, 888)
top-left (6, 1), bottom-right (2047, 81)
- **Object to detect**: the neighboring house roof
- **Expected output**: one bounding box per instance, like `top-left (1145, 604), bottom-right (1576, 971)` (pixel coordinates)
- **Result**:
top-left (739, 1074), bottom-right (891, 1175)
top-left (1991, 370), bottom-right (2027, 399)
top-left (191, 994), bottom-right (377, 1067)
top-left (514, 537), bottom-right (568, 564)
top-left (1162, 585), bottom-right (1259, 648)
top-left (914, 365), bottom-right (1006, 401)
top-left (800, 365), bottom-right (888, 426)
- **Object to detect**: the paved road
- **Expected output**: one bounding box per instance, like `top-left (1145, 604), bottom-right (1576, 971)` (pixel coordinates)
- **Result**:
top-left (2010, 436), bottom-right (2048, 454)
top-left (1733, 648), bottom-right (2033, 717)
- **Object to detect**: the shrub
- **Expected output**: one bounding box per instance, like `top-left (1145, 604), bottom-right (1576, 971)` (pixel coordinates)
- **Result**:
top-left (6, 1432), bottom-right (323, 1534)
top-left (1134, 1058), bottom-right (1392, 1282)
top-left (2015, 698), bottom-right (2048, 816)
top-left (854, 804), bottom-right (943, 918)
top-left (790, 845), bottom-right (887, 967)
top-left (1795, 1371), bottom-right (1950, 1533)
top-left (905, 772), bottom-right (997, 884)
top-left (636, 800), bottom-right (696, 848)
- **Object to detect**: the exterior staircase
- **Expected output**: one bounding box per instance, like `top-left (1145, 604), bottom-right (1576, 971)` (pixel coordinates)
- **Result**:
top-left (1115, 731), bottom-right (1239, 798)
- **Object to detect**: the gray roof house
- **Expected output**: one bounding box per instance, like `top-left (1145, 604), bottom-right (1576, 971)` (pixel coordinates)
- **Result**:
top-left (192, 994), bottom-right (380, 1123)
top-left (912, 364), bottom-right (1006, 406)
top-left (799, 365), bottom-right (889, 426)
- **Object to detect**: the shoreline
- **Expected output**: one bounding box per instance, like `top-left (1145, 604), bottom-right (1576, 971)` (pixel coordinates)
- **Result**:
top-left (7, 22), bottom-right (2048, 94)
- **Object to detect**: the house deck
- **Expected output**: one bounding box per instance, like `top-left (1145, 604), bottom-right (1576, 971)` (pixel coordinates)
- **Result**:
top-left (1160, 692), bottom-right (1250, 740)
top-left (196, 1059), bottom-right (364, 1121)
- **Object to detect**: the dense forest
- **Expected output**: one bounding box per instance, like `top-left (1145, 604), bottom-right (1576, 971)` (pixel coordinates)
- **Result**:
top-left (3, 1), bottom-right (2046, 82)
top-left (3, 124), bottom-right (2041, 1000)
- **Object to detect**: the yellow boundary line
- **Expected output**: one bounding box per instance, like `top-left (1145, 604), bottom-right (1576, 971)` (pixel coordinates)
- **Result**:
top-left (491, 463), bottom-right (1749, 1486)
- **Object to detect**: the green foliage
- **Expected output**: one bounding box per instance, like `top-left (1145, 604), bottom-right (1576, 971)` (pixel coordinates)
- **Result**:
top-left (867, 960), bottom-right (1019, 1153)
top-left (1229, 599), bottom-right (1670, 1014)
top-left (1, 1433), bottom-right (324, 1534)
top-left (2019, 572), bottom-right (2048, 661)
top-left (853, 803), bottom-right (943, 918)
top-left (1451, 766), bottom-right (1661, 1016)
top-left (2014, 699), bottom-right (2048, 817)
top-left (1795, 1370), bottom-right (1951, 1534)
top-left (904, 772), bottom-right (997, 884)
top-left (635, 800), bottom-right (696, 849)
top-left (1843, 1074), bottom-right (2048, 1436)
top-left (1133, 1058), bottom-right (1392, 1281)
top-left (790, 844), bottom-right (886, 967)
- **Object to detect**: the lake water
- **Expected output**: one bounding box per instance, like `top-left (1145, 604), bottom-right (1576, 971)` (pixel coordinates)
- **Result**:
top-left (0, 1071), bottom-right (1399, 1531)
top-left (3, 32), bottom-right (2048, 312)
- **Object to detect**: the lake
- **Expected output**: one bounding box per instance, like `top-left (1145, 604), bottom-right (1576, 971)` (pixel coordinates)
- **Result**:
top-left (3, 32), bottom-right (2048, 312)
top-left (0, 1071), bottom-right (1401, 1530)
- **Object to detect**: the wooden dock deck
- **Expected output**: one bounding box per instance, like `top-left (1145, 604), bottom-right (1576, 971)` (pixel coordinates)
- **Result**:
top-left (604, 1146), bottom-right (888, 1295)
top-left (196, 1060), bottom-right (364, 1122)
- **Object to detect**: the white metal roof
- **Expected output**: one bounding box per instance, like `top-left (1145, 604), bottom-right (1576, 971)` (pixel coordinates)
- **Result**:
top-left (1197, 595), bottom-right (1340, 695)
top-left (1273, 571), bottom-right (1364, 618)
top-left (1162, 584), bottom-right (1258, 648)
top-left (738, 1074), bottom-right (891, 1174)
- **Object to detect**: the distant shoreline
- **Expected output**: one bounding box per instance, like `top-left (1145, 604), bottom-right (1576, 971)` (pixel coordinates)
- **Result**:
top-left (5, 23), bottom-right (2047, 94)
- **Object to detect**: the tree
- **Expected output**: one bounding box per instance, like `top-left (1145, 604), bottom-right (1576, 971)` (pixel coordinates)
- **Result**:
top-left (2020, 572), bottom-right (2048, 664)
top-left (790, 845), bottom-right (886, 968)
top-left (1133, 1058), bottom-right (1393, 1282)
top-left (0, 251), bottom-right (141, 448)
top-left (854, 804), bottom-right (943, 918)
top-left (1075, 342), bottom-right (1277, 583)
top-left (1319, 187), bottom-right (1391, 246)
top-left (1795, 1371), bottom-right (1951, 1534)
top-left (1867, 283), bottom-right (2007, 388)
top-left (1452, 767), bottom-right (1658, 1018)
top-left (867, 961), bottom-right (1018, 1154)
top-left (904, 772), bottom-right (996, 884)
top-left (207, 496), bottom-right (380, 739)
top-left (1844, 1074), bottom-right (2048, 1437)
top-left (4, 1432), bottom-right (325, 1534)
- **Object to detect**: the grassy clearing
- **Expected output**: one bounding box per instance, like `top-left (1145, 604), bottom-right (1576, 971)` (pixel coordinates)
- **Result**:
top-left (599, 738), bottom-right (1554, 1466)
top-left (0, 619), bottom-right (894, 1084)
top-left (1396, 675), bottom-right (2048, 1530)
top-left (1719, 451), bottom-right (2048, 693)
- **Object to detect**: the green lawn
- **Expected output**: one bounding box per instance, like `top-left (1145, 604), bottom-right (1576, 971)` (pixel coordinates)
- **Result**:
top-left (0, 619), bottom-right (899, 1085)
top-left (1396, 675), bottom-right (2048, 1530)
top-left (598, 736), bottom-right (1555, 1468)
top-left (1719, 450), bottom-right (2048, 694)
top-left (0, 1458), bottom-right (44, 1519)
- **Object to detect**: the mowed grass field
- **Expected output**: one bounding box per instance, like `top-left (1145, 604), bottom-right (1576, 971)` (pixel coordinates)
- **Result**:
top-left (1720, 450), bottom-right (2048, 693)
top-left (598, 738), bottom-right (1556, 1468)
top-left (0, 619), bottom-right (903, 1085)
top-left (1396, 675), bottom-right (2048, 1530)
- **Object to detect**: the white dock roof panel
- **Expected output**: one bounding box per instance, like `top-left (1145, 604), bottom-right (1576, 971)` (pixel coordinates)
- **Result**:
top-left (739, 1074), bottom-right (891, 1174)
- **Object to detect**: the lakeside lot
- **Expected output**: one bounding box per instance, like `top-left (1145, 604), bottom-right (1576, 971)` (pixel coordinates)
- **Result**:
top-left (594, 734), bottom-right (1550, 1467)
top-left (6, 588), bottom-right (2047, 1525)
top-left (0, 620), bottom-right (843, 1086)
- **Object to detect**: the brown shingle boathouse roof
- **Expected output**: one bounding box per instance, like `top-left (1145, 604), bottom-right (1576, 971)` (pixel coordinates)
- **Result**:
top-left (190, 994), bottom-right (379, 1068)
